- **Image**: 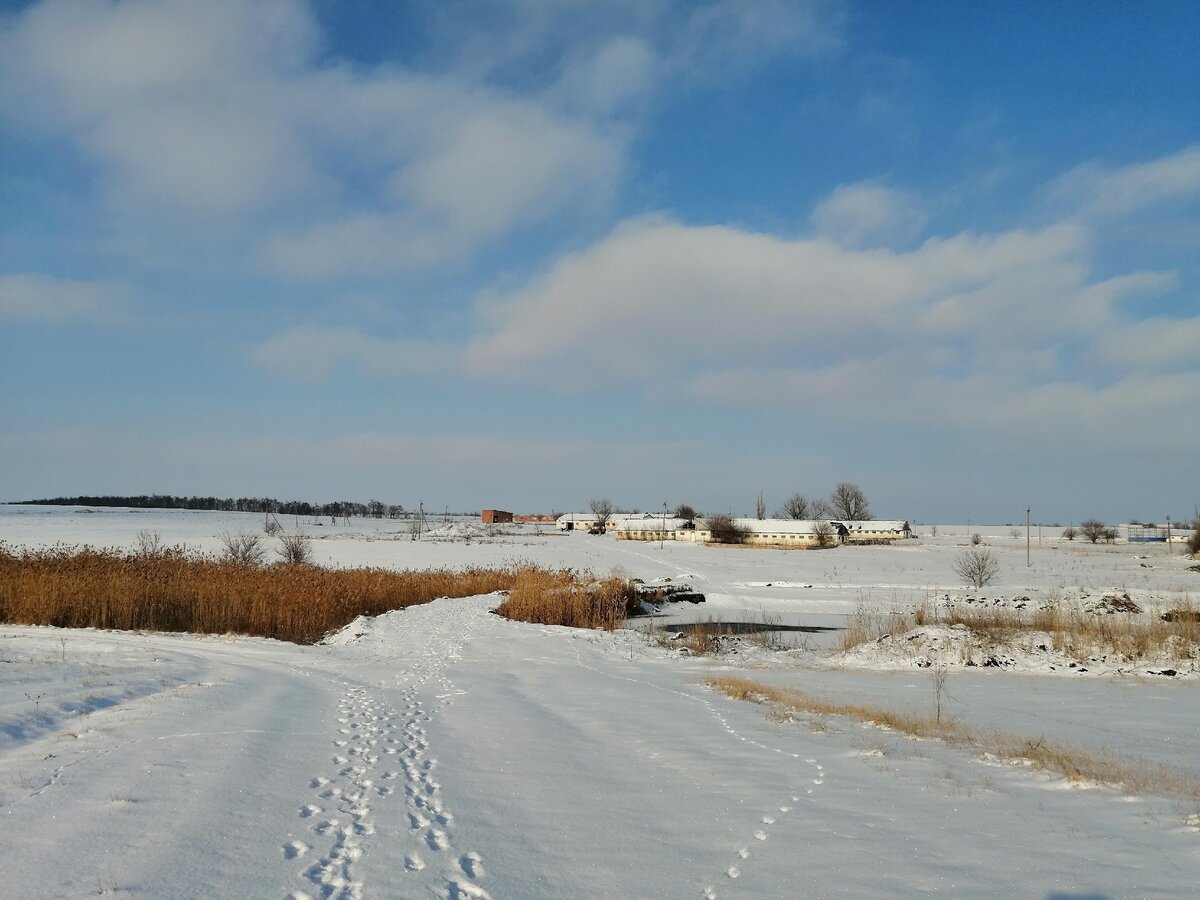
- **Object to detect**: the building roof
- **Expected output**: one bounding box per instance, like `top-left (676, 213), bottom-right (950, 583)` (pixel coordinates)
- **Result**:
top-left (836, 520), bottom-right (910, 532)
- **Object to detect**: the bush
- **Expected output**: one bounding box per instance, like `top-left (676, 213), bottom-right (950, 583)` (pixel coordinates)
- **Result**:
top-left (1079, 519), bottom-right (1106, 544)
top-left (219, 531), bottom-right (267, 566)
top-left (1187, 519), bottom-right (1200, 556)
top-left (970, 533), bottom-right (982, 546)
top-left (1062, 526), bottom-right (1077, 541)
top-left (706, 514), bottom-right (749, 544)
top-left (277, 533), bottom-right (314, 565)
top-left (952, 547), bottom-right (999, 588)
top-left (1102, 527), bottom-right (1118, 544)
top-left (813, 520), bottom-right (836, 548)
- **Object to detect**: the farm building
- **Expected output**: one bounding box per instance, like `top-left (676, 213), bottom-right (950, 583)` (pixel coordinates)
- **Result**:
top-left (481, 509), bottom-right (514, 524)
top-left (618, 516), bottom-right (852, 548)
top-left (836, 520), bottom-right (911, 543)
top-left (721, 518), bottom-right (848, 548)
top-left (615, 515), bottom-right (697, 541)
top-left (556, 513), bottom-right (625, 532)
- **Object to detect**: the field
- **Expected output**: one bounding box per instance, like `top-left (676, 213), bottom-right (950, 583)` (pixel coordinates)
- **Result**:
top-left (1, 505), bottom-right (1198, 898)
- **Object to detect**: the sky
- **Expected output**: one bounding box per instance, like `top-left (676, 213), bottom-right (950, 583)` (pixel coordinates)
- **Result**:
top-left (1, 0), bottom-right (1198, 524)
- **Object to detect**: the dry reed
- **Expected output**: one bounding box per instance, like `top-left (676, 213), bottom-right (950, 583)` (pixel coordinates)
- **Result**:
top-left (0, 544), bottom-right (531, 643)
top-left (841, 595), bottom-right (1199, 662)
top-left (493, 568), bottom-right (638, 629)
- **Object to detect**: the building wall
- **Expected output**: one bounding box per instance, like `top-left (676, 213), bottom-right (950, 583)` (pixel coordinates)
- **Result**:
top-left (481, 509), bottom-right (514, 524)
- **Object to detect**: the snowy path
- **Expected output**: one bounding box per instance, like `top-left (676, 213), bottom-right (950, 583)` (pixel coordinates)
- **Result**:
top-left (2, 597), bottom-right (1199, 898)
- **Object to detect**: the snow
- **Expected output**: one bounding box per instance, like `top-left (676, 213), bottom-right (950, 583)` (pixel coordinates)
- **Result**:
top-left (2, 506), bottom-right (1199, 897)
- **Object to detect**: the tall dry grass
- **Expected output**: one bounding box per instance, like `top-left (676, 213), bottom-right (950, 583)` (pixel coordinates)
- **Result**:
top-left (706, 675), bottom-right (1200, 803)
top-left (0, 544), bottom-right (528, 643)
top-left (841, 594), bottom-right (1200, 663)
top-left (493, 568), bottom-right (638, 629)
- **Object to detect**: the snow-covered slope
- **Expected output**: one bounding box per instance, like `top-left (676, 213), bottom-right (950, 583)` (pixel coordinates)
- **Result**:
top-left (2, 507), bottom-right (1198, 897)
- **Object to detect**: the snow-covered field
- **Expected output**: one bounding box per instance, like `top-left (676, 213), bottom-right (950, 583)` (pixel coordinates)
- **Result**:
top-left (1, 505), bottom-right (1198, 898)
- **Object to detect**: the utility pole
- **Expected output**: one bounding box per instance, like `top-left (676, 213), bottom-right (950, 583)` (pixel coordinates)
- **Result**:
top-left (661, 500), bottom-right (668, 550)
top-left (1026, 507), bottom-right (1031, 567)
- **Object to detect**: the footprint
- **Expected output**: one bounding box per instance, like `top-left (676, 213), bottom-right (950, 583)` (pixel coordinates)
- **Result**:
top-left (737, 848), bottom-right (749, 860)
top-left (753, 830), bottom-right (768, 841)
top-left (426, 828), bottom-right (450, 851)
top-left (726, 866), bottom-right (741, 879)
top-left (299, 804), bottom-right (321, 818)
top-left (309, 776), bottom-right (329, 788)
top-left (762, 816), bottom-right (776, 825)
top-left (283, 840), bottom-right (310, 859)
top-left (445, 878), bottom-right (491, 899)
top-left (459, 852), bottom-right (485, 879)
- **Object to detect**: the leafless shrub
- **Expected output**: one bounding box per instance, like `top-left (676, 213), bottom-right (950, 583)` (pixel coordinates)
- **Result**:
top-left (813, 520), bottom-right (836, 548)
top-left (134, 530), bottom-right (163, 557)
top-left (277, 533), bottom-right (313, 565)
top-left (1079, 519), bottom-right (1107, 543)
top-left (970, 533), bottom-right (982, 546)
top-left (1189, 519), bottom-right (1200, 556)
top-left (219, 531), bottom-right (267, 566)
top-left (1062, 526), bottom-right (1077, 541)
top-left (264, 518), bottom-right (282, 536)
top-left (952, 547), bottom-right (999, 588)
top-left (706, 513), bottom-right (749, 544)
top-left (1103, 527), bottom-right (1118, 544)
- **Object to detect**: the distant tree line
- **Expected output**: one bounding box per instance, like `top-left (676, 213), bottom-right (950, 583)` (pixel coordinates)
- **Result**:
top-left (15, 495), bottom-right (411, 519)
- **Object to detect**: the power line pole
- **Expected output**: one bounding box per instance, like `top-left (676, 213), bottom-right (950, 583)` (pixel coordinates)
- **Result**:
top-left (1026, 507), bottom-right (1031, 567)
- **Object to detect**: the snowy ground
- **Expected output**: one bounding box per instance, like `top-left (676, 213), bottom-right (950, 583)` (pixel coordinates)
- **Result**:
top-left (1, 506), bottom-right (1198, 897)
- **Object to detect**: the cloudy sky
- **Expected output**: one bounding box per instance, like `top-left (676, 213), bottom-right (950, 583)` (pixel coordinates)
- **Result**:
top-left (2, 0), bottom-right (1198, 523)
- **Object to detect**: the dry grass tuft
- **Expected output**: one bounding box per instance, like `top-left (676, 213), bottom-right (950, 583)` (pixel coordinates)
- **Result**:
top-left (493, 568), bottom-right (637, 629)
top-left (706, 675), bottom-right (1200, 802)
top-left (841, 594), bottom-right (1200, 663)
top-left (0, 543), bottom-right (529, 643)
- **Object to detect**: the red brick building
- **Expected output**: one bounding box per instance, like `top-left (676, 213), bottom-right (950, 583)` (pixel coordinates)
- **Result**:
top-left (481, 509), bottom-right (514, 524)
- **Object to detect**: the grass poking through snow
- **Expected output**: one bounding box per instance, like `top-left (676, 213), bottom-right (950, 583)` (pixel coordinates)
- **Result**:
top-left (706, 674), bottom-right (1200, 803)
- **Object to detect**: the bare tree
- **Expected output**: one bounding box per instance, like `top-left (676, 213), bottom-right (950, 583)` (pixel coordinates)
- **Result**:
top-left (675, 504), bottom-right (697, 523)
top-left (1188, 518), bottom-right (1200, 556)
top-left (829, 482), bottom-right (871, 520)
top-left (813, 520), bottom-right (836, 548)
top-left (589, 498), bottom-right (615, 531)
top-left (952, 547), bottom-right (999, 588)
top-left (1102, 527), bottom-right (1118, 544)
top-left (810, 498), bottom-right (833, 519)
top-left (777, 493), bottom-right (811, 520)
top-left (1062, 526), bottom-right (1077, 541)
top-left (706, 514), bottom-right (749, 544)
top-left (755, 491), bottom-right (766, 520)
top-left (1079, 519), bottom-right (1107, 544)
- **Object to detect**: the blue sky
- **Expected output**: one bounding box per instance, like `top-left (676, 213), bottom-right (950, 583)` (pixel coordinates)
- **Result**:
top-left (1, 0), bottom-right (1198, 523)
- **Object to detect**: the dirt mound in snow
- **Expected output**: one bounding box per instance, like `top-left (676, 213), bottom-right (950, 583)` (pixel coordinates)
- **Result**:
top-left (839, 624), bottom-right (1198, 678)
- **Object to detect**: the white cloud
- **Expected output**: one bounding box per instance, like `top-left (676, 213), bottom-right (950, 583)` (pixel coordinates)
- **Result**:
top-left (0, 273), bottom-right (133, 323)
top-left (0, 0), bottom-right (626, 272)
top-left (464, 217), bottom-right (1121, 379)
top-left (0, 0), bottom-right (840, 277)
top-left (1094, 315), bottom-right (1200, 370)
top-left (811, 182), bottom-right (928, 247)
top-left (249, 325), bottom-right (448, 382)
top-left (1048, 144), bottom-right (1200, 219)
